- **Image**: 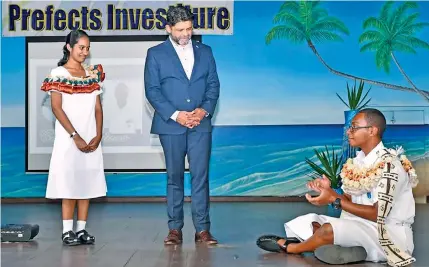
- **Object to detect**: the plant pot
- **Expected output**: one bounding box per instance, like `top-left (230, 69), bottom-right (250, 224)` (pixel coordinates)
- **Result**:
top-left (341, 110), bottom-right (359, 162)
top-left (327, 187), bottom-right (343, 218)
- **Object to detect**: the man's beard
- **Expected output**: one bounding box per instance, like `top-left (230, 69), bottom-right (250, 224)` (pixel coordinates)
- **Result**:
top-left (171, 34), bottom-right (191, 46)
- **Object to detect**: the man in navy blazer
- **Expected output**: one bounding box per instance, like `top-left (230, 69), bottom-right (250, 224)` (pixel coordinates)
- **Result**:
top-left (144, 6), bottom-right (220, 245)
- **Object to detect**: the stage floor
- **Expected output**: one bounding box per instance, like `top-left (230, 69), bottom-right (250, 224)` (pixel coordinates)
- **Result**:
top-left (1, 202), bottom-right (428, 267)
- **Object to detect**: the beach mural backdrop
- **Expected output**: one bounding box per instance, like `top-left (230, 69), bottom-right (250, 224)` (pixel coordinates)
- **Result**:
top-left (2, 1), bottom-right (429, 198)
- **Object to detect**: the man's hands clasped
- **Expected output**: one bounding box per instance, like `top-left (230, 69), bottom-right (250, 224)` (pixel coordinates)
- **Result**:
top-left (177, 108), bottom-right (207, 128)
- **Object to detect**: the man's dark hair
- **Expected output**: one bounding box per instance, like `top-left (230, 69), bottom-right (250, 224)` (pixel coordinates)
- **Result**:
top-left (359, 108), bottom-right (387, 138)
top-left (167, 6), bottom-right (194, 26)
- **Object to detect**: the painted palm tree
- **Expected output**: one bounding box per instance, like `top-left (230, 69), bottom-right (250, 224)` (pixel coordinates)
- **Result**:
top-left (359, 1), bottom-right (429, 102)
top-left (266, 0), bottom-right (429, 99)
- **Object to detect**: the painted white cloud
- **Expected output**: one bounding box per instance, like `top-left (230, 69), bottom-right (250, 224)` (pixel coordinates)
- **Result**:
top-left (213, 99), bottom-right (346, 125)
top-left (1, 67), bottom-right (428, 127)
top-left (211, 69), bottom-right (429, 125)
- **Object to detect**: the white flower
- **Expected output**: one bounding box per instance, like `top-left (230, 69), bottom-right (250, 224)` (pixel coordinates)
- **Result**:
top-left (395, 146), bottom-right (405, 155)
top-left (389, 149), bottom-right (397, 156)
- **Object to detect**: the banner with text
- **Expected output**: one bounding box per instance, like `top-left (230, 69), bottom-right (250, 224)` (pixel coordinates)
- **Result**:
top-left (2, 1), bottom-right (234, 37)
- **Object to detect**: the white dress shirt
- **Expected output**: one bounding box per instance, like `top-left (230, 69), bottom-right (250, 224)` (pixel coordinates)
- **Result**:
top-left (169, 37), bottom-right (194, 121)
top-left (346, 141), bottom-right (415, 225)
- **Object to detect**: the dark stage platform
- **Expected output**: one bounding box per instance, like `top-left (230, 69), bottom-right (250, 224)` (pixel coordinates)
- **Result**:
top-left (1, 202), bottom-right (428, 267)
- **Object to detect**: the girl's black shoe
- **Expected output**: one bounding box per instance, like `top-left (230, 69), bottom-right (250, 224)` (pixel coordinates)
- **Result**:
top-left (76, 229), bottom-right (95, 245)
top-left (62, 230), bottom-right (79, 246)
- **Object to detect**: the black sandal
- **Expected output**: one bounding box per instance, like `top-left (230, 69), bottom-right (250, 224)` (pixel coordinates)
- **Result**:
top-left (256, 235), bottom-right (301, 253)
top-left (76, 230), bottom-right (95, 245)
top-left (62, 230), bottom-right (79, 246)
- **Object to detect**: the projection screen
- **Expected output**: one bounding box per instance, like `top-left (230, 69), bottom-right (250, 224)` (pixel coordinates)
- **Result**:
top-left (26, 36), bottom-right (199, 172)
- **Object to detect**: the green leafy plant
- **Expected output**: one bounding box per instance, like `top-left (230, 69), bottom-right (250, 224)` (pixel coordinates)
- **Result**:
top-left (359, 1), bottom-right (429, 102)
top-left (336, 79), bottom-right (372, 110)
top-left (305, 145), bottom-right (343, 189)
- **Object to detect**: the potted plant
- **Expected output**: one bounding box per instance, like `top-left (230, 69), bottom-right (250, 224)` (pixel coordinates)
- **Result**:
top-left (305, 145), bottom-right (343, 218)
top-left (336, 79), bottom-right (372, 111)
top-left (336, 79), bottom-right (372, 162)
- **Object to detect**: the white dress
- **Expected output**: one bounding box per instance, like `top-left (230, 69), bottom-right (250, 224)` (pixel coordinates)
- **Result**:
top-left (44, 66), bottom-right (107, 199)
top-left (284, 142), bottom-right (415, 262)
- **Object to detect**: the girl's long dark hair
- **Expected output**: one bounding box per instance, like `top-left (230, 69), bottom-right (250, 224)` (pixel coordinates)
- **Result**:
top-left (58, 30), bottom-right (89, 66)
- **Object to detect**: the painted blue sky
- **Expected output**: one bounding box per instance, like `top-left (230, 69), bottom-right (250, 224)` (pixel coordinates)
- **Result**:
top-left (203, 1), bottom-right (429, 124)
top-left (2, 1), bottom-right (429, 126)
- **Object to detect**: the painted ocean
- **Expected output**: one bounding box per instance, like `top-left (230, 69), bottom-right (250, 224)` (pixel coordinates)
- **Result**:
top-left (1, 125), bottom-right (428, 197)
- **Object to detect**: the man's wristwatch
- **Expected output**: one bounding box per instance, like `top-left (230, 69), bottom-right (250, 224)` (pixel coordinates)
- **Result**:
top-left (200, 108), bottom-right (209, 118)
top-left (332, 198), bottom-right (342, 209)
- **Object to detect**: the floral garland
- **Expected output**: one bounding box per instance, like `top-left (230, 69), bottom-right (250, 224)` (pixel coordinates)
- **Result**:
top-left (40, 64), bottom-right (105, 94)
top-left (340, 146), bottom-right (419, 196)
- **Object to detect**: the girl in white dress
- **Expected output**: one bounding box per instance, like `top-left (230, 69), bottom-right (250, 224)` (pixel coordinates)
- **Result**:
top-left (41, 30), bottom-right (107, 246)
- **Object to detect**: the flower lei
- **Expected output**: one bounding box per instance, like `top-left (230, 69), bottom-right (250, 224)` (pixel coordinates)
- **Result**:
top-left (40, 64), bottom-right (105, 94)
top-left (340, 146), bottom-right (419, 196)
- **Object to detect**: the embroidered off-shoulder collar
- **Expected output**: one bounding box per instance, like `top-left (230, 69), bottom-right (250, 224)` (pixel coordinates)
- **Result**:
top-left (41, 64), bottom-right (105, 94)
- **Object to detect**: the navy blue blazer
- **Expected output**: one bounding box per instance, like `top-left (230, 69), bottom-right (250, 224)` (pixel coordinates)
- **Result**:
top-left (144, 39), bottom-right (220, 135)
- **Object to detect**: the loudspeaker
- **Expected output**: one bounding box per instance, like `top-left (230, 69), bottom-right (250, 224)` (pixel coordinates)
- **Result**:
top-left (1, 224), bottom-right (39, 242)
